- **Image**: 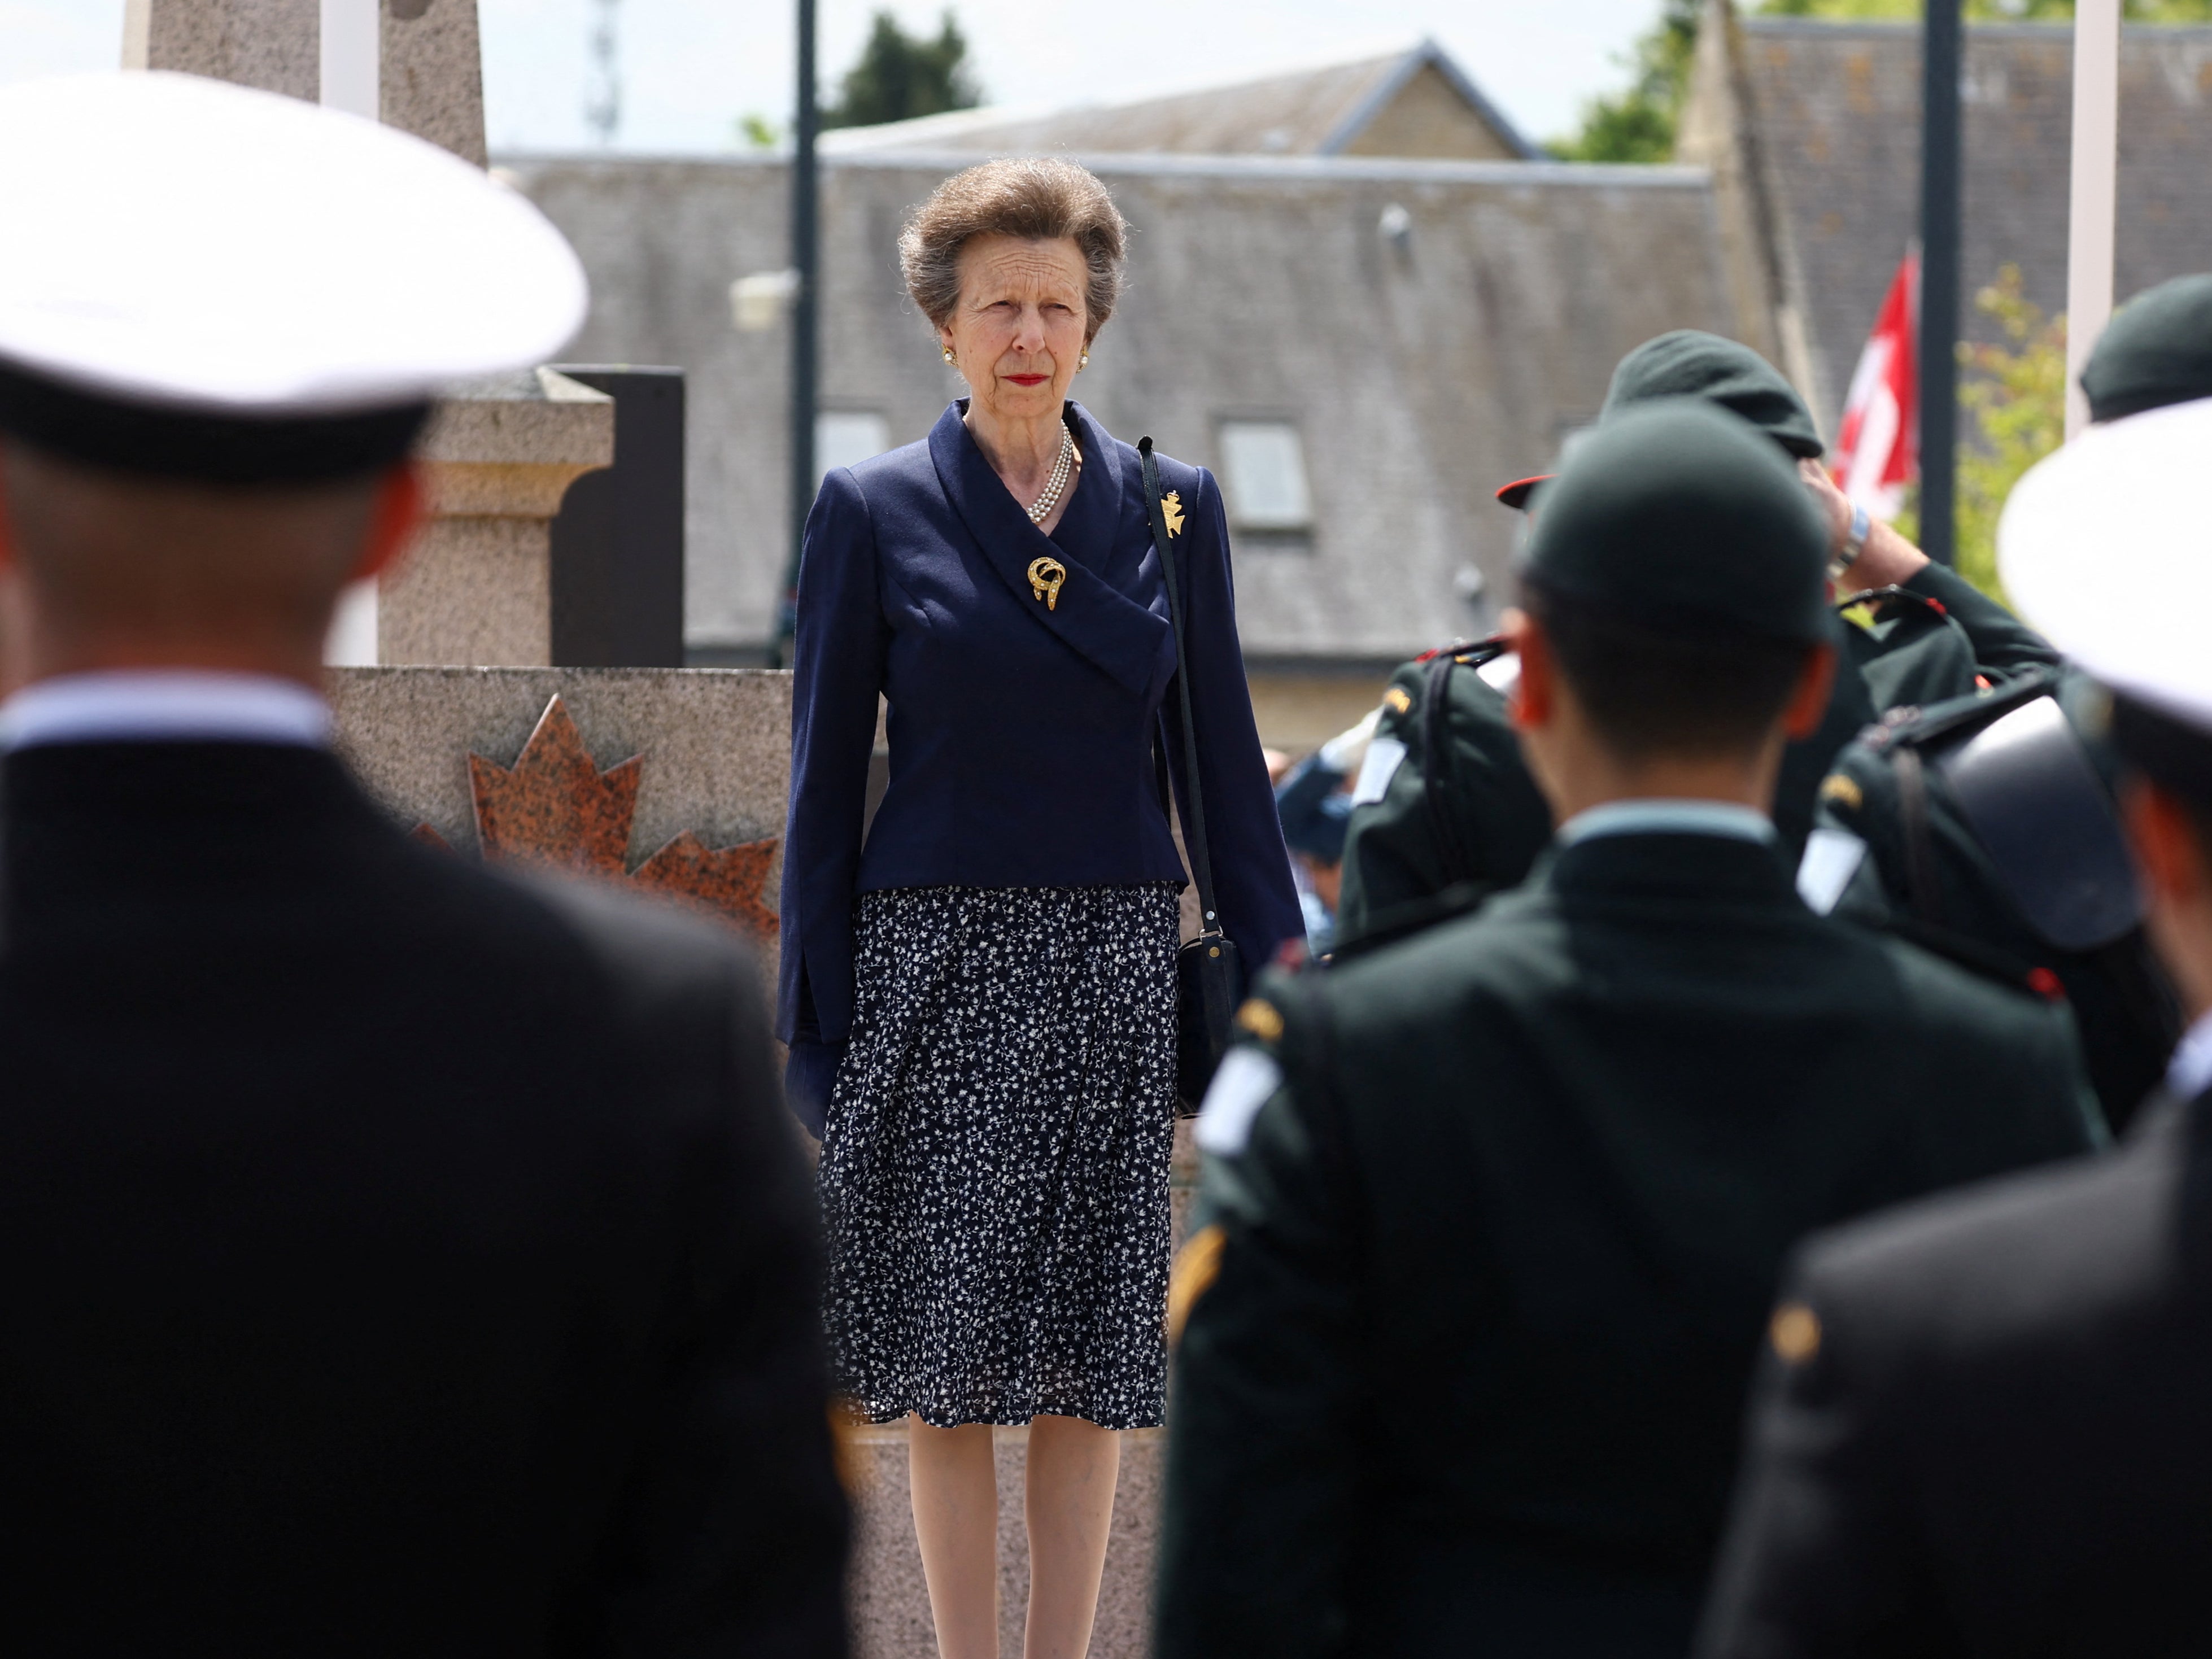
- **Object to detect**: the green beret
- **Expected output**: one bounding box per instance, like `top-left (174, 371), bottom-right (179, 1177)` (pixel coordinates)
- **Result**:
top-left (1520, 400), bottom-right (1830, 643)
top-left (2082, 274), bottom-right (2212, 424)
top-left (1601, 329), bottom-right (1824, 460)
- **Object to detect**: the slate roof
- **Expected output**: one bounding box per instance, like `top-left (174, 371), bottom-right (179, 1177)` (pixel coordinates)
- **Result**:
top-left (1712, 12), bottom-right (2212, 431)
top-left (504, 150), bottom-right (1733, 658)
top-left (818, 40), bottom-right (1538, 162)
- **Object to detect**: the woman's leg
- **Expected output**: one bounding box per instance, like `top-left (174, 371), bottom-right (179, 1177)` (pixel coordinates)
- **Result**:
top-left (909, 1418), bottom-right (1000, 1659)
top-left (1022, 1413), bottom-right (1122, 1659)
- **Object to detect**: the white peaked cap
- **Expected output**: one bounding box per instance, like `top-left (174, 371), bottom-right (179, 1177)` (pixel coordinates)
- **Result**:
top-left (0, 72), bottom-right (586, 414)
top-left (1999, 396), bottom-right (2212, 730)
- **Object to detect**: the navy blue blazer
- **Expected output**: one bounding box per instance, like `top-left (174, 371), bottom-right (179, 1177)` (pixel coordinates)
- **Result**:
top-left (779, 400), bottom-right (1303, 1126)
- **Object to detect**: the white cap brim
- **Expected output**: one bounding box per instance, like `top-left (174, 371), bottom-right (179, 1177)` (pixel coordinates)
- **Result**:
top-left (1999, 395), bottom-right (2212, 730)
top-left (0, 72), bottom-right (587, 415)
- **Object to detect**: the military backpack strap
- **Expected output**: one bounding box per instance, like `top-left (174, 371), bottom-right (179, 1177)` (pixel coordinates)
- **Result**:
top-left (1413, 636), bottom-right (1510, 890)
top-left (1420, 654), bottom-right (1480, 889)
top-left (1891, 741), bottom-right (1943, 928)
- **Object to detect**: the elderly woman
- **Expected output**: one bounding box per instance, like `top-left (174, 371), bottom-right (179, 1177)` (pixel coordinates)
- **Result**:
top-left (779, 157), bottom-right (1301, 1656)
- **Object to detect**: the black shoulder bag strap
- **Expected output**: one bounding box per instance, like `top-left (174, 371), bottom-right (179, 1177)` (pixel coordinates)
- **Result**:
top-left (1140, 436), bottom-right (1222, 939)
top-left (1140, 436), bottom-right (1241, 1108)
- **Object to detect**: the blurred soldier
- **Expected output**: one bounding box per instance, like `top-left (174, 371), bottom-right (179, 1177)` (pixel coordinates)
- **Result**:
top-left (1697, 375), bottom-right (2212, 1659)
top-left (1155, 403), bottom-right (2101, 1659)
top-left (1337, 330), bottom-right (2055, 953)
top-left (1806, 276), bottom-right (2212, 1130)
top-left (1273, 716), bottom-right (1372, 954)
top-left (0, 75), bottom-right (845, 1651)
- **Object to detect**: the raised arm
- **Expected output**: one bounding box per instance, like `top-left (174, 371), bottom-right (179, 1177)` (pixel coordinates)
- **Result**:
top-left (776, 468), bottom-right (891, 1132)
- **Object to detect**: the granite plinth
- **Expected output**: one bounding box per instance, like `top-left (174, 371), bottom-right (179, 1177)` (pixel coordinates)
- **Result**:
top-left (124, 0), bottom-right (316, 97)
top-left (328, 665), bottom-right (791, 967)
top-left (382, 370), bottom-right (613, 667)
top-left (126, 0), bottom-right (488, 168)
top-left (382, 0), bottom-right (486, 166)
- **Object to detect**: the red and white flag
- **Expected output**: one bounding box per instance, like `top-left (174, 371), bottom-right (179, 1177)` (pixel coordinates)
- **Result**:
top-left (1833, 249), bottom-right (1918, 521)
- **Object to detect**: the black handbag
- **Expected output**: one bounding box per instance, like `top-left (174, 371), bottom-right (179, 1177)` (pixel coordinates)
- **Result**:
top-left (1139, 436), bottom-right (1242, 1114)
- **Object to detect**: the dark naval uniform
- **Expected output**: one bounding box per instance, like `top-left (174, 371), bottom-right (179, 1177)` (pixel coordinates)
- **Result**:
top-left (1810, 668), bottom-right (2179, 1129)
top-left (1158, 403), bottom-right (2104, 1659)
top-left (0, 73), bottom-right (848, 1653)
top-left (1696, 1085), bottom-right (2212, 1659)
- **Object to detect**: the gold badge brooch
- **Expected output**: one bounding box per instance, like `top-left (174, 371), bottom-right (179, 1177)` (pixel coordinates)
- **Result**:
top-left (1161, 490), bottom-right (1185, 538)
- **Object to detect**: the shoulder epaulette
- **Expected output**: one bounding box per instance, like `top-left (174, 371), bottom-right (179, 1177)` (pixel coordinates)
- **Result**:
top-left (1855, 665), bottom-right (2060, 756)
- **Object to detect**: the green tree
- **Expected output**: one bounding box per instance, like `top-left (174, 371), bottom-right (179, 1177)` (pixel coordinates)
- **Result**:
top-left (1886, 266), bottom-right (2065, 604)
top-left (822, 11), bottom-right (981, 131)
top-left (1548, 0), bottom-right (1700, 162)
top-left (1953, 265), bottom-right (2067, 601)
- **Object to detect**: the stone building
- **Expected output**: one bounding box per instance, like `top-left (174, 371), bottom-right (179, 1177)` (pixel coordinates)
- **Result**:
top-left (506, 46), bottom-right (1738, 745)
top-left (1682, 0), bottom-right (2212, 433)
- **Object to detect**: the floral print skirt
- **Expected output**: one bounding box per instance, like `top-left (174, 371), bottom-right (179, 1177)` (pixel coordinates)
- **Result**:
top-left (819, 882), bottom-right (1180, 1430)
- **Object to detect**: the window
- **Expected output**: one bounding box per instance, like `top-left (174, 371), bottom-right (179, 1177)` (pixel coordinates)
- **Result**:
top-left (1218, 420), bottom-right (1314, 532)
top-left (817, 411), bottom-right (889, 482)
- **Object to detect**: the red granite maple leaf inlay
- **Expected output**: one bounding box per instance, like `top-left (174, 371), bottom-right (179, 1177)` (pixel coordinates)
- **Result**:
top-left (631, 831), bottom-right (781, 937)
top-left (458, 693), bottom-right (780, 939)
top-left (471, 697), bottom-right (640, 876)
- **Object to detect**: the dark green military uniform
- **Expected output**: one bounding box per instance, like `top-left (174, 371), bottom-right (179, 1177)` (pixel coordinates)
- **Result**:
top-left (1334, 332), bottom-right (2056, 952)
top-left (1157, 405), bottom-right (2105, 1659)
top-left (1801, 277), bottom-right (2212, 1130)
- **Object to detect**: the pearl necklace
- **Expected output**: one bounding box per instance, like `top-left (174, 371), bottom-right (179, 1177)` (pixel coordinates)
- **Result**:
top-left (1026, 426), bottom-right (1076, 524)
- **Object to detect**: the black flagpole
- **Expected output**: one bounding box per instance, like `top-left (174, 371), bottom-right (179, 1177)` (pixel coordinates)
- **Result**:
top-left (1919, 0), bottom-right (1961, 565)
top-left (778, 0), bottom-right (819, 663)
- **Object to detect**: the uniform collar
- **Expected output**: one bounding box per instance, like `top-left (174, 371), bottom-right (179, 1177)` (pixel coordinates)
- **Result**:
top-left (0, 670), bottom-right (331, 752)
top-left (927, 399), bottom-right (1168, 698)
top-left (1555, 798), bottom-right (1777, 849)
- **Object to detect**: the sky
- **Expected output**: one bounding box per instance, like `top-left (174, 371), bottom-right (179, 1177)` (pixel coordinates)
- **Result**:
top-left (2, 0), bottom-right (1665, 155)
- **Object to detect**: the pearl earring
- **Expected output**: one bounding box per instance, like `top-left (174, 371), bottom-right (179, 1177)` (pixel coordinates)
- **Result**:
top-left (1078, 350), bottom-right (1090, 371)
top-left (942, 346), bottom-right (955, 364)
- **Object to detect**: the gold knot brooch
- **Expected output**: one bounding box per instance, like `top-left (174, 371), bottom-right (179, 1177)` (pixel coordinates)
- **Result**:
top-left (1027, 555), bottom-right (1068, 610)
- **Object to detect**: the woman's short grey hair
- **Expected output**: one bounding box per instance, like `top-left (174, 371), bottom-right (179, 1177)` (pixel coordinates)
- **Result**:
top-left (898, 158), bottom-right (1129, 343)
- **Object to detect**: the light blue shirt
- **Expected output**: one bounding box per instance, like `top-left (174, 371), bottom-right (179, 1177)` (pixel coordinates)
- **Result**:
top-left (1554, 798), bottom-right (1777, 849)
top-left (0, 670), bottom-right (331, 751)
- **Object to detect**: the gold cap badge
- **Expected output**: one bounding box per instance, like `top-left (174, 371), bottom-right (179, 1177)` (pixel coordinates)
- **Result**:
top-left (1769, 1302), bottom-right (1822, 1365)
top-left (1235, 998), bottom-right (1284, 1043)
top-left (1027, 555), bottom-right (1067, 610)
